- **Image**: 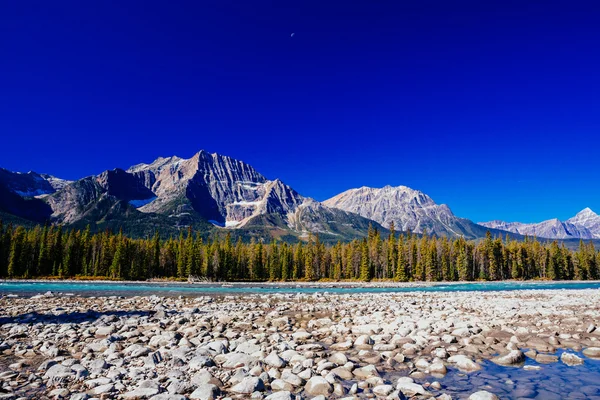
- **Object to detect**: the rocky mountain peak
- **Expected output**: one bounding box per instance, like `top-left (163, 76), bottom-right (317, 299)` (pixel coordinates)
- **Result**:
top-left (322, 185), bottom-right (481, 237)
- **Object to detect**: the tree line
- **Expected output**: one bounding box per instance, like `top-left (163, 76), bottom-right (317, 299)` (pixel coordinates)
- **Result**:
top-left (0, 220), bottom-right (598, 281)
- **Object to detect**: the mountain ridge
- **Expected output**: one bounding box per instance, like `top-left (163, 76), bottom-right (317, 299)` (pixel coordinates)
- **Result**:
top-left (1, 152), bottom-right (598, 243)
top-left (0, 151), bottom-right (384, 242)
top-left (480, 208), bottom-right (600, 240)
top-left (323, 185), bottom-right (498, 239)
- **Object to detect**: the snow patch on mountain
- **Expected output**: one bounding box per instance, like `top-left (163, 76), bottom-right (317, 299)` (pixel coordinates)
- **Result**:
top-left (129, 197), bottom-right (157, 208)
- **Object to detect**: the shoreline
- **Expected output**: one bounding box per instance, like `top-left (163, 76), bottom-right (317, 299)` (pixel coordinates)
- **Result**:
top-left (1, 289), bottom-right (599, 399)
top-left (3, 278), bottom-right (600, 287)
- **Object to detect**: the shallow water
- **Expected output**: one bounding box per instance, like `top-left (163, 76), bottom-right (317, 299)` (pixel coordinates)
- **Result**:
top-left (379, 349), bottom-right (600, 399)
top-left (1, 280), bottom-right (600, 297)
top-left (424, 350), bottom-right (600, 399)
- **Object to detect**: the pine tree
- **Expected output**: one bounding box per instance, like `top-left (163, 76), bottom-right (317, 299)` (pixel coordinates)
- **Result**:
top-left (387, 221), bottom-right (396, 279)
top-left (111, 232), bottom-right (125, 279)
top-left (281, 243), bottom-right (290, 281)
top-left (395, 236), bottom-right (408, 281)
top-left (360, 238), bottom-right (371, 281)
top-left (151, 231), bottom-right (160, 278)
top-left (185, 228), bottom-right (195, 278)
top-left (176, 231), bottom-right (186, 278)
top-left (293, 242), bottom-right (303, 280)
top-left (304, 239), bottom-right (314, 281)
top-left (8, 227), bottom-right (26, 278)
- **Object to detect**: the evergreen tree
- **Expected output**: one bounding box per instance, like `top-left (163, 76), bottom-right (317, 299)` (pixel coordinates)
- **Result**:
top-left (360, 238), bottom-right (371, 281)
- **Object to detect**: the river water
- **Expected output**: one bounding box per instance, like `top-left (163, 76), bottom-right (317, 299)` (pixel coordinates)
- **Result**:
top-left (1, 280), bottom-right (600, 297)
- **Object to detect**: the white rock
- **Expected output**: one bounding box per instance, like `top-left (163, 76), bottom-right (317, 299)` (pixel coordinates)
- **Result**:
top-left (304, 376), bottom-right (333, 396)
top-left (469, 390), bottom-right (499, 400)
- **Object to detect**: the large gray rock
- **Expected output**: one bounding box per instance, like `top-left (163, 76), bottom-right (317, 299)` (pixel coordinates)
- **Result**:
top-left (264, 352), bottom-right (286, 368)
top-left (43, 364), bottom-right (74, 379)
top-left (215, 352), bottom-right (257, 369)
top-left (561, 352), bottom-right (584, 366)
top-left (448, 355), bottom-right (481, 372)
top-left (304, 376), bottom-right (333, 396)
top-left (373, 384), bottom-right (395, 397)
top-left (189, 384), bottom-right (220, 400)
top-left (230, 377), bottom-right (264, 394)
top-left (491, 350), bottom-right (525, 365)
top-left (265, 392), bottom-right (293, 400)
top-left (469, 391), bottom-right (499, 400)
top-left (583, 347), bottom-right (600, 358)
top-left (396, 377), bottom-right (426, 396)
top-left (122, 388), bottom-right (160, 399)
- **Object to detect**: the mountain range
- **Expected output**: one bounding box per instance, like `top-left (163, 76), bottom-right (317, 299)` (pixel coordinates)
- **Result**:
top-left (0, 151), bottom-right (381, 242)
top-left (0, 150), bottom-right (598, 242)
top-left (480, 208), bottom-right (600, 240)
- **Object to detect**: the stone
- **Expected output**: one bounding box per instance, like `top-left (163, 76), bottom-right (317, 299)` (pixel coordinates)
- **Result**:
top-left (536, 353), bottom-right (559, 363)
top-left (429, 362), bottom-right (447, 375)
top-left (491, 350), bottom-right (525, 365)
top-left (270, 379), bottom-right (293, 392)
top-left (583, 347), bottom-right (600, 358)
top-left (447, 355), bottom-right (481, 371)
top-left (469, 390), bottom-right (499, 400)
top-left (265, 392), bottom-right (293, 400)
top-left (189, 384), bottom-right (220, 400)
top-left (352, 364), bottom-right (379, 378)
top-left (122, 388), bottom-right (161, 399)
top-left (373, 384), bottom-right (394, 397)
top-left (561, 352), bottom-right (584, 366)
top-left (215, 352), bottom-right (257, 368)
top-left (264, 352), bottom-right (286, 368)
top-left (43, 364), bottom-right (73, 379)
top-left (304, 376), bottom-right (333, 396)
top-left (329, 352), bottom-right (348, 365)
top-left (230, 377), bottom-right (264, 394)
top-left (89, 383), bottom-right (115, 395)
top-left (189, 356), bottom-right (214, 370)
top-left (396, 377), bottom-right (426, 396)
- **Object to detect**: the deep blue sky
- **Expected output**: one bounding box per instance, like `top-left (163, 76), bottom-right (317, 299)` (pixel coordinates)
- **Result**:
top-left (2, 1), bottom-right (599, 223)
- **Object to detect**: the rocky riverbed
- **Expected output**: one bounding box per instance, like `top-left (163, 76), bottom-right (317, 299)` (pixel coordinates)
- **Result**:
top-left (1, 289), bottom-right (600, 400)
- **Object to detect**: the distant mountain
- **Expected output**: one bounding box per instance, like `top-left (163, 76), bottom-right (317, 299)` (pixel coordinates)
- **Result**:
top-left (0, 168), bottom-right (71, 198)
top-left (0, 169), bottom-right (65, 223)
top-left (323, 185), bottom-right (498, 239)
top-left (0, 151), bottom-right (383, 241)
top-left (4, 154), bottom-right (598, 243)
top-left (480, 208), bottom-right (600, 239)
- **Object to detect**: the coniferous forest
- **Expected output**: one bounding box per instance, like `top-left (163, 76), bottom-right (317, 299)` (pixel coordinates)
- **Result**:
top-left (0, 220), bottom-right (598, 282)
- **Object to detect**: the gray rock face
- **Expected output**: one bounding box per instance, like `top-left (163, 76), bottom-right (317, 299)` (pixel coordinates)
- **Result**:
top-left (323, 185), bottom-right (487, 238)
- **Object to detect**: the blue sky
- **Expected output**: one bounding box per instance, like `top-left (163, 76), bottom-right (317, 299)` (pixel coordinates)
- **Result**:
top-left (2, 1), bottom-right (599, 223)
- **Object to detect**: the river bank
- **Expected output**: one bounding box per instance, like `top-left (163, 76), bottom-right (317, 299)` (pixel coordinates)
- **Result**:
top-left (1, 289), bottom-right (600, 399)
